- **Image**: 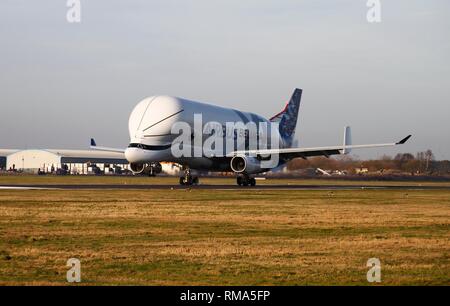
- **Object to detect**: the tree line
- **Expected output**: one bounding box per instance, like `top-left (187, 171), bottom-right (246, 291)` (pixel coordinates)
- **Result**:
top-left (287, 150), bottom-right (450, 175)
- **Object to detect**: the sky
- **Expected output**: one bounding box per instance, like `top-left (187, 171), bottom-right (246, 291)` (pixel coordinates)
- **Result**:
top-left (0, 0), bottom-right (449, 159)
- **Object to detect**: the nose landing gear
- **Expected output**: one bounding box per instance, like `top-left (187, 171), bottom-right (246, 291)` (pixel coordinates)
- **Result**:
top-left (236, 174), bottom-right (256, 186)
top-left (179, 168), bottom-right (199, 186)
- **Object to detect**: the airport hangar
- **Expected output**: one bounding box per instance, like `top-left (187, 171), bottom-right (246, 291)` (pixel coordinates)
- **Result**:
top-left (0, 149), bottom-right (129, 174)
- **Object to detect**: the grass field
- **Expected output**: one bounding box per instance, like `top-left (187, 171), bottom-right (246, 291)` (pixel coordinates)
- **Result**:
top-left (0, 178), bottom-right (449, 285)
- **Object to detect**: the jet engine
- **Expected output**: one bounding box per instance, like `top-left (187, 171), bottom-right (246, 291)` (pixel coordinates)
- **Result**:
top-left (129, 162), bottom-right (162, 176)
top-left (230, 156), bottom-right (265, 174)
top-left (130, 163), bottom-right (145, 174)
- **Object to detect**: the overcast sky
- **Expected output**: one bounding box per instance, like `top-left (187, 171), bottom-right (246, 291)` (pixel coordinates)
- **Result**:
top-left (0, 0), bottom-right (449, 159)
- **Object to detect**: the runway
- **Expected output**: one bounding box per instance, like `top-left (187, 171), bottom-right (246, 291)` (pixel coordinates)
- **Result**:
top-left (0, 186), bottom-right (56, 190)
top-left (1, 184), bottom-right (450, 190)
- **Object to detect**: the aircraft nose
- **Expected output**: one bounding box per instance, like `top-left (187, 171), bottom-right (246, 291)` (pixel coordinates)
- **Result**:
top-left (125, 147), bottom-right (145, 164)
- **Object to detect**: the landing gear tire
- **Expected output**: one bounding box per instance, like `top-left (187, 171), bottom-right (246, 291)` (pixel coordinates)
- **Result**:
top-left (180, 177), bottom-right (194, 185)
top-left (179, 168), bottom-right (199, 186)
top-left (148, 168), bottom-right (155, 177)
top-left (236, 175), bottom-right (256, 187)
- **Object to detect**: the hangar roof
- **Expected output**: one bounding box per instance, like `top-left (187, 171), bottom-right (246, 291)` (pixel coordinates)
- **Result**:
top-left (0, 149), bottom-right (127, 164)
top-left (0, 149), bottom-right (19, 157)
top-left (47, 149), bottom-right (127, 164)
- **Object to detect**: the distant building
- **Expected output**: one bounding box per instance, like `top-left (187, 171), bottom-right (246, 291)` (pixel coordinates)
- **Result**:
top-left (0, 149), bottom-right (18, 170)
top-left (0, 149), bottom-right (128, 174)
top-left (355, 167), bottom-right (369, 174)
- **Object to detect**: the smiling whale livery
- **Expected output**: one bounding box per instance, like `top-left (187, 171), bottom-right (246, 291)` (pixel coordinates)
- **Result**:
top-left (91, 88), bottom-right (411, 186)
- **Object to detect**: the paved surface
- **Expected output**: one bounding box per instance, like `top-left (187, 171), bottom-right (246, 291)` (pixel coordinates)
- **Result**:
top-left (1, 184), bottom-right (450, 190)
top-left (0, 186), bottom-right (54, 190)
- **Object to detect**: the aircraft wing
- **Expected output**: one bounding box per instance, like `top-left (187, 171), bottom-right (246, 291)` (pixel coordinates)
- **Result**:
top-left (228, 128), bottom-right (411, 159)
top-left (90, 138), bottom-right (126, 153)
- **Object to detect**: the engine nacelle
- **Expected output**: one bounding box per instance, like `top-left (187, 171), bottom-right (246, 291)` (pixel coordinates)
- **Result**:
top-left (230, 156), bottom-right (265, 174)
top-left (130, 163), bottom-right (145, 174)
top-left (129, 162), bottom-right (162, 176)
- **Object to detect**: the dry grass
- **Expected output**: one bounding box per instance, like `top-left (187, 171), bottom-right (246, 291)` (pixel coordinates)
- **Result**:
top-left (0, 188), bottom-right (449, 285)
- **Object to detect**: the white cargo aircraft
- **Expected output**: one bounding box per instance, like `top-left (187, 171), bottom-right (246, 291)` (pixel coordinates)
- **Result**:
top-left (91, 88), bottom-right (411, 186)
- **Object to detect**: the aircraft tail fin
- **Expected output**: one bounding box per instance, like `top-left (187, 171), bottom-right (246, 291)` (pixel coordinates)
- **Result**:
top-left (270, 88), bottom-right (302, 147)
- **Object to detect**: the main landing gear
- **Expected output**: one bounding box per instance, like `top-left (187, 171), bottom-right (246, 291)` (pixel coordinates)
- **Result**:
top-left (236, 174), bottom-right (256, 187)
top-left (179, 168), bottom-right (199, 186)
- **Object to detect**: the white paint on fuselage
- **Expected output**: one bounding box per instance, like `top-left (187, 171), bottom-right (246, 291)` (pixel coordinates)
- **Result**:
top-left (125, 95), bottom-right (284, 171)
